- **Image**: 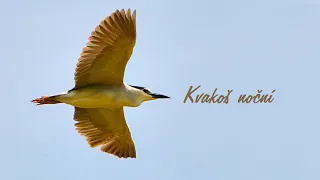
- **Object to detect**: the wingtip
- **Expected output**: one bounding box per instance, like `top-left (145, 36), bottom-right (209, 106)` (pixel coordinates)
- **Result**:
top-left (100, 138), bottom-right (137, 159)
top-left (116, 8), bottom-right (135, 12)
top-left (125, 8), bottom-right (136, 15)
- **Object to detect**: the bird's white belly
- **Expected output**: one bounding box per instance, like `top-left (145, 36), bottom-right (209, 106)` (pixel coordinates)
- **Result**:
top-left (71, 97), bottom-right (120, 108)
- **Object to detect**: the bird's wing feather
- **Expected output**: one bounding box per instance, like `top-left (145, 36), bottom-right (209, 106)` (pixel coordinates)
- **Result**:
top-left (73, 107), bottom-right (136, 158)
top-left (74, 9), bottom-right (136, 88)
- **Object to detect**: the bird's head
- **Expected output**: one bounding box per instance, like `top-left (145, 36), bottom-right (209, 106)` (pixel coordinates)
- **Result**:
top-left (129, 85), bottom-right (170, 102)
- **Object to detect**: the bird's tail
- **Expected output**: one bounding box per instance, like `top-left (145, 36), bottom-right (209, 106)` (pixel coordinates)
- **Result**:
top-left (31, 95), bottom-right (62, 106)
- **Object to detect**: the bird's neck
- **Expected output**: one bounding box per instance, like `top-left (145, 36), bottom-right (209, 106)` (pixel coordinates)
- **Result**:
top-left (122, 84), bottom-right (146, 107)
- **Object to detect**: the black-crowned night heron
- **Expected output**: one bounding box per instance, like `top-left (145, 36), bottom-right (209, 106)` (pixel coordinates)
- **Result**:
top-left (31, 9), bottom-right (170, 159)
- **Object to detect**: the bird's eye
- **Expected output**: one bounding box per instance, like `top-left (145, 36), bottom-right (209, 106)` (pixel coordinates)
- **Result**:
top-left (143, 89), bottom-right (150, 93)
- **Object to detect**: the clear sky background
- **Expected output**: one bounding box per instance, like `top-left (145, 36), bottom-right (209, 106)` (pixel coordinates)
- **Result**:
top-left (1, 0), bottom-right (319, 180)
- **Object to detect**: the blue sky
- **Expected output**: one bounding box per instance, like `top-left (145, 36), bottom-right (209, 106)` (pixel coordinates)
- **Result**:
top-left (1, 0), bottom-right (319, 180)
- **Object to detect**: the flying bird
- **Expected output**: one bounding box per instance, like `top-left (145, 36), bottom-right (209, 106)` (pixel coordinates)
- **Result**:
top-left (31, 9), bottom-right (170, 158)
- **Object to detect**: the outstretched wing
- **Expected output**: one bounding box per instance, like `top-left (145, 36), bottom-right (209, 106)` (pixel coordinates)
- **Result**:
top-left (74, 9), bottom-right (137, 88)
top-left (73, 107), bottom-right (136, 158)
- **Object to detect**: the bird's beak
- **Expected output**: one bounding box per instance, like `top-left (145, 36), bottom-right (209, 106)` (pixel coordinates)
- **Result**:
top-left (150, 93), bottom-right (170, 99)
